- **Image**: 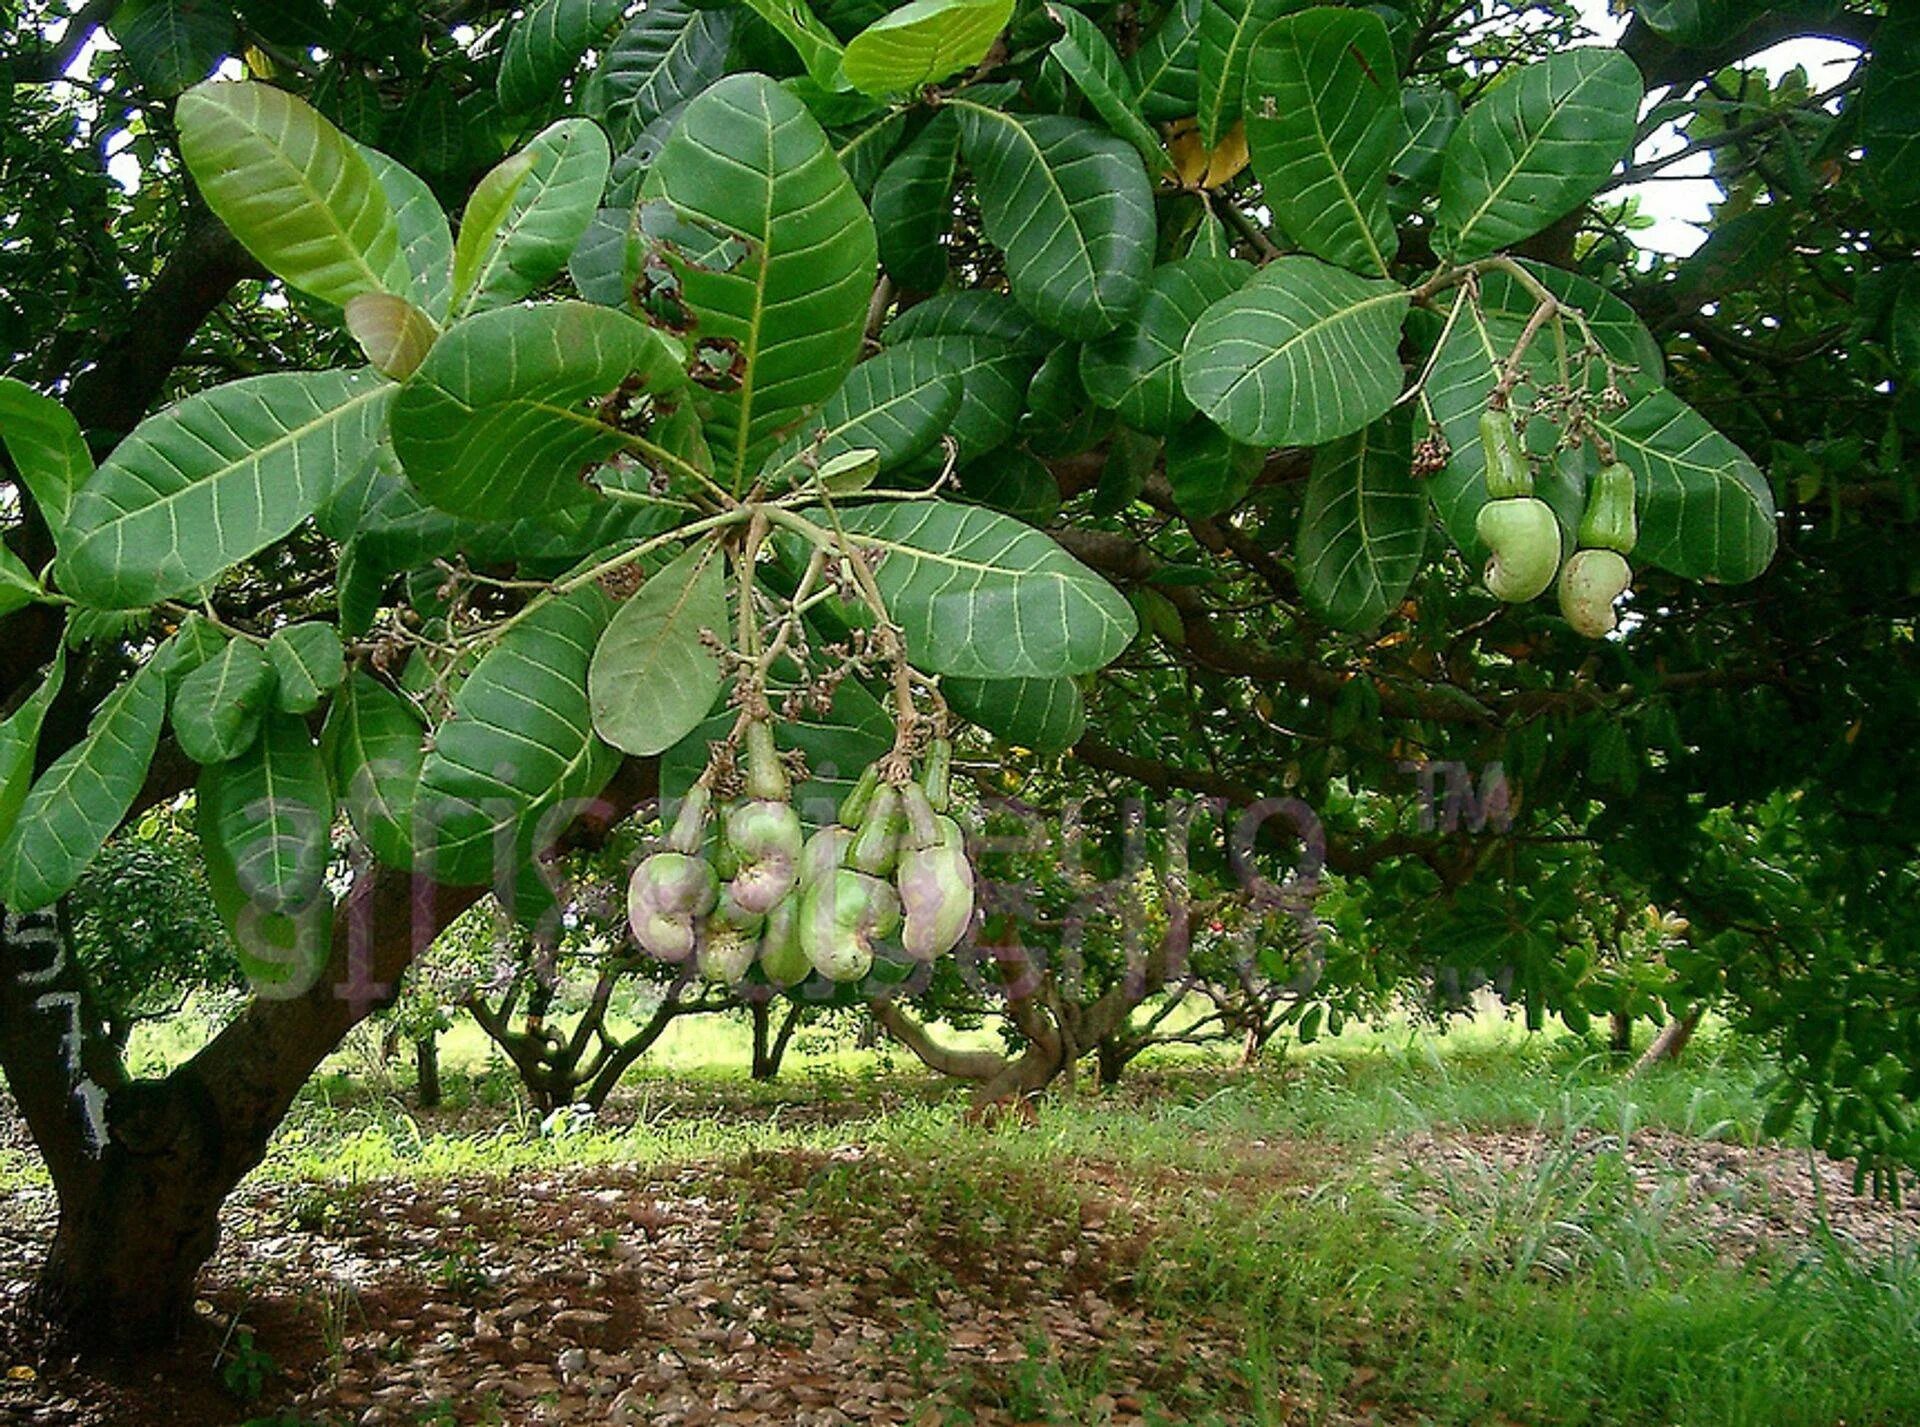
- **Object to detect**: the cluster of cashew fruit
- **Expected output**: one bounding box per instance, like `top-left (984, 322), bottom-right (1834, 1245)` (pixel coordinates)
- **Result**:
top-left (626, 726), bottom-right (975, 986)
top-left (1474, 406), bottom-right (1638, 636)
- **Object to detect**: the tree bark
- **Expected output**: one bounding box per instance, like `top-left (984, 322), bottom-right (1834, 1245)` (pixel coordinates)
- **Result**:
top-left (1633, 1006), bottom-right (1705, 1075)
top-left (414, 1032), bottom-right (442, 1110)
top-left (1610, 1011), bottom-right (1635, 1056)
top-left (749, 1000), bottom-right (802, 1081)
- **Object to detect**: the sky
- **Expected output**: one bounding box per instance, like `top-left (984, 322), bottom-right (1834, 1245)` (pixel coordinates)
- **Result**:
top-left (50, 0), bottom-right (1870, 259)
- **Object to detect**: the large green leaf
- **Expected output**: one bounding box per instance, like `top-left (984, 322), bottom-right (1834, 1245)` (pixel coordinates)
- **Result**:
top-left (389, 302), bottom-right (685, 520)
top-left (1390, 85), bottom-right (1460, 207)
top-left (498, 0), bottom-right (628, 113)
top-left (944, 673), bottom-right (1084, 753)
top-left (199, 709), bottom-right (334, 916)
top-left (953, 105), bottom-right (1155, 340)
top-left (843, 0), bottom-right (1013, 97)
top-left (1127, 0), bottom-right (1203, 123)
top-left (0, 377), bottom-right (89, 544)
top-left (735, 0), bottom-right (849, 89)
top-left (1045, 3), bottom-right (1170, 172)
top-left (1593, 390), bottom-right (1777, 584)
top-left (1860, 9), bottom-right (1920, 224)
top-left (585, 0), bottom-right (734, 144)
top-left (0, 648), bottom-right (65, 849)
top-left (172, 635), bottom-right (277, 764)
top-left (872, 112), bottom-right (960, 293)
top-left (120, 0), bottom-right (234, 96)
top-left (178, 80), bottom-right (407, 307)
top-left (0, 660), bottom-right (168, 912)
top-left (58, 369), bottom-right (393, 609)
top-left (1243, 7), bottom-right (1400, 276)
top-left (1296, 405), bottom-right (1426, 632)
top-left (268, 622), bottom-right (346, 713)
top-left (416, 585), bottom-right (621, 887)
top-left (1436, 50), bottom-right (1643, 261)
top-left (453, 119), bottom-right (612, 318)
top-left (765, 338), bottom-right (965, 483)
top-left (643, 74), bottom-right (879, 484)
top-left (1164, 416), bottom-right (1263, 518)
top-left (903, 334), bottom-right (1037, 466)
top-left (1181, 256), bottom-right (1409, 447)
top-left (588, 540), bottom-right (730, 757)
top-left (837, 111), bottom-right (911, 198)
top-left (828, 499), bottom-right (1137, 677)
top-left (197, 745), bottom-right (332, 996)
top-left (1080, 256), bottom-right (1250, 435)
top-left (323, 671), bottom-right (427, 871)
top-left (1422, 260), bottom-right (1666, 561)
top-left (358, 144), bottom-right (456, 321)
top-left (1196, 0), bottom-right (1304, 146)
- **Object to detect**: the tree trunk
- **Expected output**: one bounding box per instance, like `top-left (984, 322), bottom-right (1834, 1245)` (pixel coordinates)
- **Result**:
top-left (751, 1000), bottom-right (801, 1081)
top-left (1633, 1006), bottom-right (1705, 1074)
top-left (1095, 1036), bottom-right (1133, 1087)
top-left (1610, 1012), bottom-right (1634, 1055)
top-left (415, 1032), bottom-right (442, 1109)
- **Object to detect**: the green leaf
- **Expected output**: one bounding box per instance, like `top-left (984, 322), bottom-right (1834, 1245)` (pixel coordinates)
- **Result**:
top-left (0, 660), bottom-right (168, 912)
top-left (1422, 260), bottom-right (1667, 562)
top-left (642, 73), bottom-right (878, 483)
top-left (837, 110), bottom-right (911, 198)
top-left (178, 80), bottom-right (407, 308)
top-left (1128, 0), bottom-right (1203, 124)
top-left (1164, 417), bottom-right (1263, 518)
top-left (1436, 50), bottom-right (1643, 261)
top-left (1243, 7), bottom-right (1400, 276)
top-left (1296, 405), bottom-right (1426, 632)
top-left (1045, 3), bottom-right (1170, 173)
top-left (323, 671), bottom-right (426, 871)
top-left (1593, 389), bottom-right (1777, 584)
top-left (0, 377), bottom-right (89, 545)
top-left (1391, 85), bottom-right (1460, 196)
top-left (1181, 255), bottom-right (1409, 447)
top-left (872, 112), bottom-right (960, 293)
top-left (1197, 0), bottom-right (1304, 146)
top-left (0, 647), bottom-right (65, 848)
top-left (828, 499), bottom-right (1137, 677)
top-left (905, 334), bottom-right (1038, 466)
top-left (944, 674), bottom-right (1084, 753)
top-left (0, 547), bottom-right (42, 618)
top-left (58, 369), bottom-right (393, 609)
top-left (1860, 9), bottom-right (1920, 224)
top-left (587, 540), bottom-right (730, 757)
top-left (764, 338), bottom-right (965, 483)
top-left (960, 447), bottom-right (1061, 521)
top-left (498, 0), bottom-right (627, 113)
top-left (735, 0), bottom-right (850, 89)
top-left (197, 751), bottom-right (332, 996)
top-left (268, 622), bottom-right (346, 714)
top-left (358, 143), bottom-right (456, 321)
top-left (843, 0), bottom-right (1013, 97)
top-left (953, 105), bottom-right (1155, 340)
top-left (344, 293), bottom-right (437, 380)
top-left (198, 709), bottom-right (334, 916)
top-left (416, 585), bottom-right (621, 886)
top-left (1081, 257), bottom-right (1250, 435)
top-left (172, 635), bottom-right (276, 764)
top-left (120, 0), bottom-right (233, 96)
top-left (883, 289), bottom-right (1050, 349)
top-left (389, 301), bottom-right (685, 520)
top-left (585, 0), bottom-right (734, 144)
top-left (453, 119), bottom-right (612, 318)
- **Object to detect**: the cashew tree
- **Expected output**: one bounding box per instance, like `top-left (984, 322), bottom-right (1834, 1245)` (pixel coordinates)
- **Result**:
top-left (1, 0), bottom-right (1912, 1354)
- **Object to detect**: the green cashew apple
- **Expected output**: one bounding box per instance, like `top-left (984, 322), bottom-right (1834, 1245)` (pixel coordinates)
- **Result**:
top-left (798, 824), bottom-right (855, 888)
top-left (1480, 407), bottom-right (1532, 500)
top-left (895, 784), bottom-right (974, 960)
top-left (1477, 496), bottom-right (1561, 603)
top-left (724, 798), bottom-right (803, 915)
top-left (759, 895), bottom-right (811, 986)
top-left (628, 851), bottom-right (718, 962)
top-left (1578, 460), bottom-right (1638, 555)
top-left (697, 892), bottom-right (764, 984)
top-left (847, 782), bottom-right (903, 877)
top-left (1557, 547), bottom-right (1632, 638)
top-left (798, 868), bottom-right (901, 982)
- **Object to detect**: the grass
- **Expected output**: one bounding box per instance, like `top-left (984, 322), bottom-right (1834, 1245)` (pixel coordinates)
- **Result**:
top-left (11, 1015), bottom-right (1917, 1424)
